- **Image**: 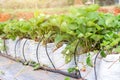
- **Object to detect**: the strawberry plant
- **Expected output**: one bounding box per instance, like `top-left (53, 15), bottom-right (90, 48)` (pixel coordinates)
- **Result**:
top-left (0, 4), bottom-right (120, 67)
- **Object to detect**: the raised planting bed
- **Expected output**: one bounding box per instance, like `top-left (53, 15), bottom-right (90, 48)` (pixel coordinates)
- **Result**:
top-left (0, 4), bottom-right (120, 80)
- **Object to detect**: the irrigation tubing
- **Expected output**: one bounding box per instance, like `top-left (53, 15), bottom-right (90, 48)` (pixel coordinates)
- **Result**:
top-left (36, 36), bottom-right (44, 64)
top-left (0, 38), bottom-right (85, 79)
top-left (94, 51), bottom-right (100, 80)
top-left (3, 39), bottom-right (8, 55)
top-left (0, 53), bottom-right (85, 79)
top-left (73, 39), bottom-right (82, 78)
top-left (14, 39), bottom-right (21, 58)
top-left (45, 34), bottom-right (56, 70)
top-left (0, 50), bottom-right (2, 54)
top-left (22, 39), bottom-right (28, 62)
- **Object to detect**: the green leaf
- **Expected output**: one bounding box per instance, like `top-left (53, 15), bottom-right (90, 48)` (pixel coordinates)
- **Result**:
top-left (34, 10), bottom-right (39, 17)
top-left (87, 12), bottom-right (99, 21)
top-left (101, 41), bottom-right (110, 47)
top-left (65, 55), bottom-right (72, 63)
top-left (100, 50), bottom-right (106, 58)
top-left (86, 55), bottom-right (93, 67)
top-left (33, 63), bottom-right (41, 70)
top-left (113, 46), bottom-right (120, 53)
top-left (0, 70), bottom-right (5, 75)
top-left (55, 34), bottom-right (63, 44)
top-left (95, 24), bottom-right (102, 30)
top-left (77, 33), bottom-right (84, 38)
top-left (86, 4), bottom-right (100, 12)
top-left (87, 21), bottom-right (95, 27)
top-left (60, 22), bottom-right (69, 32)
top-left (105, 17), bottom-right (115, 27)
top-left (91, 34), bottom-right (103, 41)
top-left (23, 62), bottom-right (29, 65)
top-left (49, 17), bottom-right (58, 26)
top-left (64, 77), bottom-right (70, 80)
top-left (55, 34), bottom-right (70, 44)
top-left (68, 24), bottom-right (78, 30)
top-left (68, 67), bottom-right (76, 73)
top-left (109, 38), bottom-right (120, 47)
top-left (87, 21), bottom-right (102, 30)
top-left (85, 32), bottom-right (92, 38)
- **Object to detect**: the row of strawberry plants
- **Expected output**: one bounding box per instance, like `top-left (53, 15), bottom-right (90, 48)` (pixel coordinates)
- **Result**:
top-left (0, 4), bottom-right (120, 65)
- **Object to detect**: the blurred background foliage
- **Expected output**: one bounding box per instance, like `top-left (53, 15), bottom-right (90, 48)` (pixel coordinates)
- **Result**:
top-left (0, 0), bottom-right (82, 9)
top-left (0, 0), bottom-right (119, 9)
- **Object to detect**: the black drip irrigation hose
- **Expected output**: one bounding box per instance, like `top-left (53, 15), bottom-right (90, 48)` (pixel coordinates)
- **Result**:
top-left (44, 35), bottom-right (84, 79)
top-left (36, 37), bottom-right (44, 64)
top-left (0, 38), bottom-right (85, 79)
top-left (0, 50), bottom-right (2, 54)
top-left (45, 34), bottom-right (56, 70)
top-left (0, 53), bottom-right (85, 79)
top-left (3, 39), bottom-right (8, 55)
top-left (94, 51), bottom-right (100, 80)
top-left (73, 39), bottom-right (82, 78)
top-left (22, 39), bottom-right (28, 62)
top-left (14, 39), bottom-right (20, 58)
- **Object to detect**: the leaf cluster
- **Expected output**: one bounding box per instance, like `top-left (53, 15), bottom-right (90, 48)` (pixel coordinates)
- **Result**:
top-left (0, 4), bottom-right (120, 63)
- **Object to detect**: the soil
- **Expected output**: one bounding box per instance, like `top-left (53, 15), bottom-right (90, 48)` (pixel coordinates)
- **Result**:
top-left (98, 6), bottom-right (120, 15)
top-left (0, 13), bottom-right (11, 22)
